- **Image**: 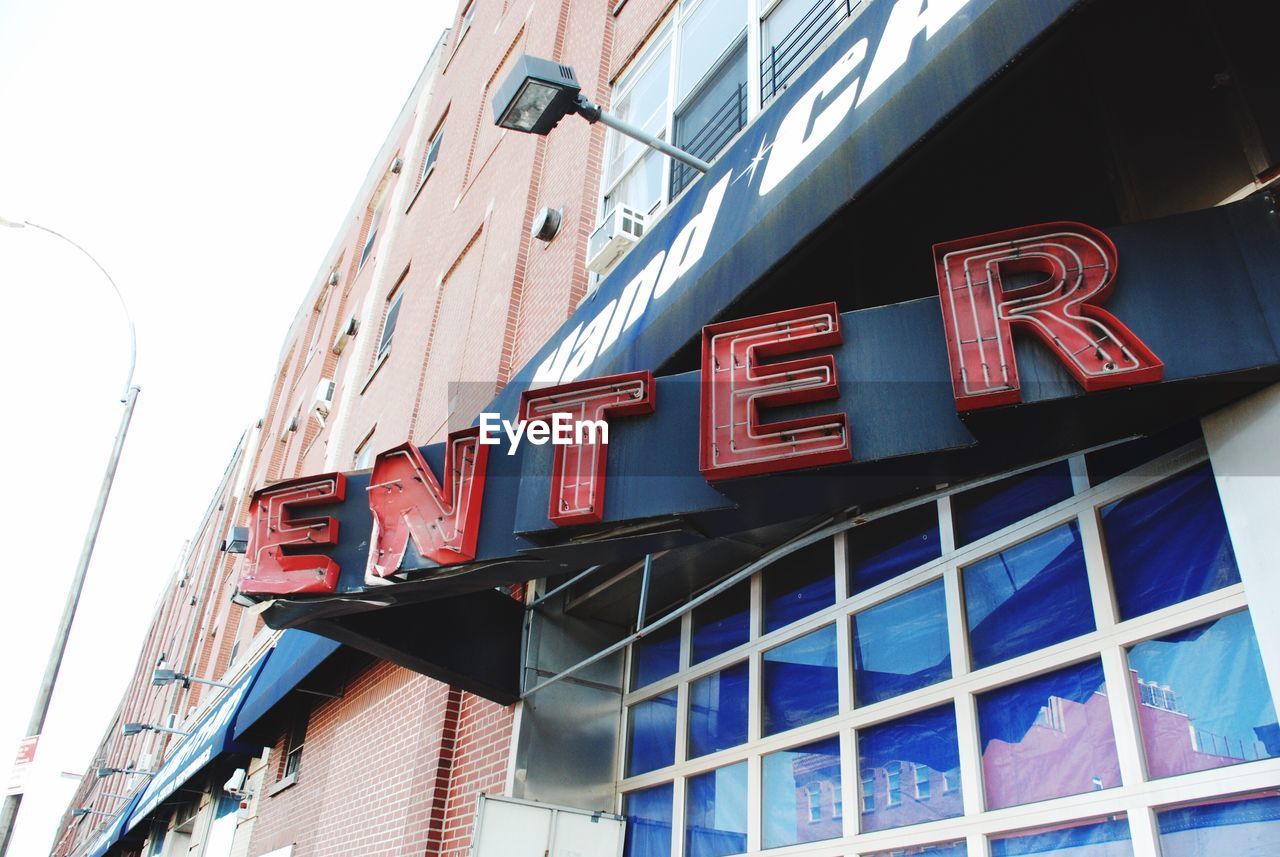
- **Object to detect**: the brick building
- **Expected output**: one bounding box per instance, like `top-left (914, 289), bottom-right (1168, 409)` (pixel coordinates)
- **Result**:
top-left (53, 0), bottom-right (1280, 855)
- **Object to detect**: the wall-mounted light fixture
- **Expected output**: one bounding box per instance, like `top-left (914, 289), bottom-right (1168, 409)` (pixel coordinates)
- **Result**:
top-left (152, 667), bottom-right (229, 690)
top-left (122, 722), bottom-right (190, 738)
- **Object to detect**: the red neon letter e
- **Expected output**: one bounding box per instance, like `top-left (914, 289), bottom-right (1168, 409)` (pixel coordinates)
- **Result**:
top-left (700, 302), bottom-right (851, 481)
top-left (520, 371), bottom-right (655, 527)
top-left (240, 473), bottom-right (346, 596)
top-left (935, 222), bottom-right (1163, 412)
top-left (366, 428), bottom-right (490, 578)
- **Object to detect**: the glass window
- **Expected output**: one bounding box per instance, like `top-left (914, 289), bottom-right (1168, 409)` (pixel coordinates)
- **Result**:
top-left (853, 580), bottom-right (951, 706)
top-left (1127, 611), bottom-right (1278, 779)
top-left (762, 625), bottom-right (838, 736)
top-left (857, 704), bottom-right (962, 833)
top-left (360, 200), bottom-right (384, 270)
top-left (420, 128), bottom-right (443, 185)
top-left (963, 521), bottom-right (1093, 670)
top-left (605, 37), bottom-right (672, 215)
top-left (692, 582), bottom-right (750, 664)
top-left (624, 783), bottom-right (673, 857)
top-left (1102, 464), bottom-right (1239, 620)
top-left (761, 0), bottom-right (860, 104)
top-left (977, 659), bottom-right (1121, 810)
top-left (686, 763), bottom-right (747, 857)
top-left (1156, 792), bottom-right (1280, 857)
top-left (848, 504), bottom-right (941, 594)
top-left (631, 621), bottom-right (681, 690)
top-left (953, 461), bottom-right (1075, 546)
top-left (676, 0), bottom-right (746, 102)
top-left (376, 289), bottom-right (403, 360)
top-left (672, 40), bottom-right (747, 197)
top-left (990, 817), bottom-right (1134, 857)
top-left (864, 842), bottom-right (966, 857)
top-left (762, 736), bottom-right (842, 849)
top-left (688, 661), bottom-right (749, 759)
top-left (284, 711), bottom-right (307, 778)
top-left (762, 538), bottom-right (835, 634)
top-left (627, 690), bottom-right (677, 776)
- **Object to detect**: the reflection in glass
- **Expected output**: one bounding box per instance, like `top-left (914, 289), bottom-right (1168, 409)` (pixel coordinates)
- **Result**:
top-left (677, 0), bottom-right (746, 102)
top-left (1157, 791), bottom-right (1280, 857)
top-left (692, 582), bottom-right (750, 664)
top-left (990, 816), bottom-right (1133, 856)
top-left (685, 762), bottom-right (747, 857)
top-left (978, 659), bottom-right (1121, 809)
top-left (624, 783), bottom-right (673, 857)
top-left (953, 461), bottom-right (1074, 546)
top-left (763, 625), bottom-right (838, 736)
top-left (762, 736), bottom-right (842, 849)
top-left (864, 842), bottom-right (966, 857)
top-left (688, 661), bottom-right (748, 759)
top-left (1102, 464), bottom-right (1239, 620)
top-left (631, 621), bottom-right (680, 689)
top-left (857, 704), bottom-right (962, 832)
top-left (854, 581), bottom-right (951, 706)
top-left (963, 522), bottom-right (1093, 670)
top-left (1127, 611), bottom-right (1278, 779)
top-left (763, 539), bottom-right (835, 634)
top-left (849, 504), bottom-right (941, 594)
top-left (627, 690), bottom-right (677, 776)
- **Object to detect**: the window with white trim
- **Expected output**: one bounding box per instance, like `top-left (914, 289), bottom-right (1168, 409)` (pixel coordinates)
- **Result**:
top-left (617, 426), bottom-right (1280, 856)
top-left (420, 125), bottom-right (444, 188)
top-left (375, 285), bottom-right (403, 363)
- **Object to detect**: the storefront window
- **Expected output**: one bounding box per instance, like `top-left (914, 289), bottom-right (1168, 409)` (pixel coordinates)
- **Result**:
top-left (990, 817), bottom-right (1133, 856)
top-left (978, 659), bottom-right (1121, 809)
top-left (953, 461), bottom-right (1074, 545)
top-left (963, 521), bottom-right (1093, 670)
top-left (857, 704), bottom-right (962, 833)
top-left (853, 580), bottom-right (950, 706)
top-left (692, 582), bottom-right (750, 664)
top-left (627, 690), bottom-right (677, 776)
top-left (848, 504), bottom-right (941, 594)
top-left (762, 624), bottom-right (838, 735)
top-left (762, 736), bottom-right (842, 848)
top-left (632, 621), bottom-right (682, 689)
top-left (688, 661), bottom-right (749, 759)
top-left (625, 783), bottom-right (674, 857)
top-left (864, 842), bottom-right (965, 857)
top-left (762, 538), bottom-right (835, 633)
top-left (1127, 611), bottom-right (1278, 779)
top-left (1102, 464), bottom-right (1239, 620)
top-left (1156, 792), bottom-right (1280, 856)
top-left (686, 763), bottom-right (747, 857)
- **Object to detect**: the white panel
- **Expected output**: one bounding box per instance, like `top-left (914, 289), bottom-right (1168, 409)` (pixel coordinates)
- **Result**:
top-left (551, 810), bottom-right (626, 857)
top-left (473, 799), bottom-right (553, 857)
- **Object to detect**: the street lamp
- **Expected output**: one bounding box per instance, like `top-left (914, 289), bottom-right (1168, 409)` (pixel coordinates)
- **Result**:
top-left (95, 766), bottom-right (155, 779)
top-left (0, 216), bottom-right (141, 857)
top-left (492, 55), bottom-right (712, 174)
top-left (122, 722), bottom-right (190, 737)
top-left (151, 667), bottom-right (229, 690)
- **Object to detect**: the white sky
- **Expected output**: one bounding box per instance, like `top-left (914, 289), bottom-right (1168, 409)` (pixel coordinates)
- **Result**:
top-left (0, 1), bottom-right (454, 852)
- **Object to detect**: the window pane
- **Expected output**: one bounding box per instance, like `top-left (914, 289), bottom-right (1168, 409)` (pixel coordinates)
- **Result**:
top-left (963, 521), bottom-right (1093, 670)
top-left (1127, 611), bottom-right (1278, 779)
top-left (953, 461), bottom-right (1075, 546)
top-left (378, 292), bottom-right (402, 356)
top-left (762, 736), bottom-right (842, 848)
top-left (606, 43), bottom-right (672, 190)
top-left (761, 0), bottom-right (857, 102)
top-left (1157, 792), bottom-right (1280, 857)
top-left (607, 147), bottom-right (665, 216)
top-left (991, 817), bottom-right (1133, 857)
top-left (677, 0), bottom-right (746, 103)
top-left (688, 661), bottom-right (748, 759)
top-left (624, 783), bottom-right (673, 857)
top-left (763, 625), bottom-right (839, 736)
top-left (627, 690), bottom-right (677, 776)
top-left (763, 538), bottom-right (835, 634)
top-left (854, 581), bottom-right (951, 707)
top-left (692, 582), bottom-right (750, 664)
top-left (632, 621), bottom-right (681, 690)
top-left (849, 504), bottom-right (941, 594)
top-left (864, 842), bottom-right (966, 857)
top-left (978, 659), bottom-right (1120, 810)
top-left (857, 704), bottom-right (962, 833)
top-left (685, 762), bottom-right (747, 857)
top-left (1102, 464), bottom-right (1239, 620)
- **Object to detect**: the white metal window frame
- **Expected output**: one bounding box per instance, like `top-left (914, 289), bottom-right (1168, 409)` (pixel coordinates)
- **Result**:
top-left (616, 440), bottom-right (1280, 857)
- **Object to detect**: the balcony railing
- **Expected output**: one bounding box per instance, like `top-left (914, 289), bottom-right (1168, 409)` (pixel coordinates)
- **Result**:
top-left (761, 0), bottom-right (862, 106)
top-left (670, 81), bottom-right (748, 197)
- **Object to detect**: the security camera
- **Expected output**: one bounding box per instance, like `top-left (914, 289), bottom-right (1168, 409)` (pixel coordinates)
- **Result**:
top-left (224, 768), bottom-right (249, 798)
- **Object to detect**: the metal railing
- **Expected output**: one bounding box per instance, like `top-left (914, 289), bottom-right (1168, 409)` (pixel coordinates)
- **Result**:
top-left (761, 0), bottom-right (862, 106)
top-left (670, 81), bottom-right (748, 197)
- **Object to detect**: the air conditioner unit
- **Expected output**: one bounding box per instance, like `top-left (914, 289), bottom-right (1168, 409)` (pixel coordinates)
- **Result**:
top-left (331, 315), bottom-right (359, 355)
top-left (313, 379), bottom-right (336, 417)
top-left (586, 203), bottom-right (646, 275)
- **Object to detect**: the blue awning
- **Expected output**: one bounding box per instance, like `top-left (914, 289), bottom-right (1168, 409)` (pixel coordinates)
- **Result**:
top-left (232, 630), bottom-right (342, 741)
top-left (81, 789), bottom-right (143, 857)
top-left (124, 656), bottom-right (269, 834)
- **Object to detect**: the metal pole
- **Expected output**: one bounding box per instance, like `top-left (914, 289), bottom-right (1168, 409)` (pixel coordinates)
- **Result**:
top-left (574, 96), bottom-right (712, 174)
top-left (0, 220), bottom-right (139, 857)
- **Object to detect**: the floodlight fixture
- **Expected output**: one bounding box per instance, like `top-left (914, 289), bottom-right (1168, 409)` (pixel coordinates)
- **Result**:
top-left (492, 55), bottom-right (711, 174)
top-left (151, 667), bottom-right (229, 689)
top-left (95, 765), bottom-right (155, 779)
top-left (72, 807), bottom-right (112, 819)
top-left (123, 722), bottom-right (190, 737)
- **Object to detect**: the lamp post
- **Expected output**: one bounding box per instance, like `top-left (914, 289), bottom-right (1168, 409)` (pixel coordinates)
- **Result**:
top-left (0, 217), bottom-right (140, 857)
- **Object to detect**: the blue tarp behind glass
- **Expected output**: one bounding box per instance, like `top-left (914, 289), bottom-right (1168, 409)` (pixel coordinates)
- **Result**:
top-left (1157, 792), bottom-right (1280, 857)
top-left (762, 624), bottom-right (838, 735)
top-left (854, 580), bottom-right (950, 706)
top-left (625, 783), bottom-right (674, 857)
top-left (991, 817), bottom-right (1133, 856)
top-left (1102, 463), bottom-right (1239, 620)
top-left (953, 461), bottom-right (1074, 546)
top-left (632, 621), bottom-right (682, 689)
top-left (688, 661), bottom-right (749, 758)
top-left (685, 762), bottom-right (747, 857)
top-left (848, 504), bottom-right (940, 594)
top-left (628, 689), bottom-right (677, 776)
top-left (692, 582), bottom-right (750, 664)
top-left (964, 522), bottom-right (1093, 669)
top-left (763, 538), bottom-right (835, 633)
top-left (857, 703), bottom-right (962, 832)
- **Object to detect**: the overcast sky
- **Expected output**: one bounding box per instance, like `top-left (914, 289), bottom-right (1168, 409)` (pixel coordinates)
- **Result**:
top-left (0, 1), bottom-right (453, 851)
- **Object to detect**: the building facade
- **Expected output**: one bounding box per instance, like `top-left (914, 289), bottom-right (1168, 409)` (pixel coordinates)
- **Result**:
top-left (54, 0), bottom-right (1280, 856)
